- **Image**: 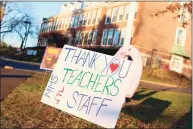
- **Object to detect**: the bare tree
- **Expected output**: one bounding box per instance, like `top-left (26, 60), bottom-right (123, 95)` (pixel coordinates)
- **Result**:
top-left (0, 2), bottom-right (34, 34)
top-left (150, 2), bottom-right (192, 28)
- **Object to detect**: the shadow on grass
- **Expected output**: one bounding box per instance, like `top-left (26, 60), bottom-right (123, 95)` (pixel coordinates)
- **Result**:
top-left (171, 106), bottom-right (192, 129)
top-left (0, 75), bottom-right (32, 78)
top-left (132, 89), bottom-right (158, 100)
top-left (122, 97), bottom-right (171, 123)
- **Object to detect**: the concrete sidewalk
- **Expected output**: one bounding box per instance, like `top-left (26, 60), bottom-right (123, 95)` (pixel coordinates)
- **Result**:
top-left (139, 80), bottom-right (192, 94)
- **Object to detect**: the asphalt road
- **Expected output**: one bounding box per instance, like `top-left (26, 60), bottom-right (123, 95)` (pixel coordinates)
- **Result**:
top-left (0, 58), bottom-right (43, 71)
top-left (0, 68), bottom-right (34, 101)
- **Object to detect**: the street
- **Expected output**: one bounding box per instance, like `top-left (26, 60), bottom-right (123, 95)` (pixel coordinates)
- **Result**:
top-left (0, 68), bottom-right (34, 101)
top-left (0, 58), bottom-right (43, 71)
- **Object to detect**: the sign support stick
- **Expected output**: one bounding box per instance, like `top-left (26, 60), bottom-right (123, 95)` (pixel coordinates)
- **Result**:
top-left (41, 70), bottom-right (47, 90)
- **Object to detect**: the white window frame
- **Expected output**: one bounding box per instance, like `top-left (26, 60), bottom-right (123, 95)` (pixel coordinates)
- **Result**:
top-left (178, 4), bottom-right (190, 23)
top-left (113, 28), bottom-right (121, 46)
top-left (174, 27), bottom-right (187, 47)
top-left (117, 6), bottom-right (124, 22)
top-left (124, 5), bottom-right (130, 21)
top-left (119, 27), bottom-right (126, 46)
top-left (107, 28), bottom-right (114, 45)
top-left (111, 7), bottom-right (118, 23)
top-left (92, 29), bottom-right (98, 44)
top-left (101, 29), bottom-right (108, 45)
top-left (96, 8), bottom-right (102, 24)
top-left (87, 11), bottom-right (92, 25)
top-left (91, 10), bottom-right (97, 25)
top-left (105, 8), bottom-right (112, 24)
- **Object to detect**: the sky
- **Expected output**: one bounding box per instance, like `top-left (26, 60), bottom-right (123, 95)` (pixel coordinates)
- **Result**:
top-left (2, 2), bottom-right (65, 48)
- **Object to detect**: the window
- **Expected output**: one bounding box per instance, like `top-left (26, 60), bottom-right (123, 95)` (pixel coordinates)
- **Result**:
top-left (58, 19), bottom-right (62, 29)
top-left (107, 29), bottom-right (114, 45)
top-left (105, 8), bottom-right (112, 24)
top-left (83, 32), bottom-right (89, 45)
top-left (111, 7), bottom-right (118, 23)
top-left (125, 5), bottom-right (130, 20)
top-left (49, 22), bottom-right (52, 31)
top-left (74, 15), bottom-right (79, 28)
top-left (75, 32), bottom-right (79, 44)
top-left (101, 29), bottom-right (108, 45)
top-left (71, 16), bottom-right (75, 28)
top-left (68, 16), bottom-right (72, 28)
top-left (92, 29), bottom-right (98, 45)
top-left (113, 29), bottom-right (121, 46)
top-left (96, 8), bottom-right (102, 24)
top-left (91, 10), bottom-right (97, 24)
top-left (134, 3), bottom-right (138, 19)
top-left (87, 12), bottom-right (92, 25)
top-left (75, 31), bottom-right (83, 45)
top-left (119, 28), bottom-right (126, 46)
top-left (82, 13), bottom-right (87, 26)
top-left (179, 7), bottom-right (190, 22)
top-left (118, 6), bottom-right (124, 22)
top-left (87, 31), bottom-right (93, 45)
top-left (175, 28), bottom-right (186, 47)
top-left (79, 14), bottom-right (83, 27)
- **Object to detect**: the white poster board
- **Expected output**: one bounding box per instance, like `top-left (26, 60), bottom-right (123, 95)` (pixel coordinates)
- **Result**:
top-left (41, 45), bottom-right (141, 128)
top-left (170, 55), bottom-right (183, 73)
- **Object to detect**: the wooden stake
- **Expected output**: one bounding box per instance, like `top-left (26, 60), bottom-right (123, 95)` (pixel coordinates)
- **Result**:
top-left (41, 70), bottom-right (47, 90)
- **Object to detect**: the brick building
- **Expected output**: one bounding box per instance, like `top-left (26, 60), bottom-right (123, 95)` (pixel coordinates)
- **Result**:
top-left (37, 2), bottom-right (192, 78)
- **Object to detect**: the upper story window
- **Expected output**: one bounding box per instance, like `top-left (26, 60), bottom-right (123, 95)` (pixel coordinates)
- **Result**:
top-left (87, 11), bottom-right (92, 25)
top-left (82, 13), bottom-right (87, 26)
top-left (92, 10), bottom-right (97, 25)
top-left (124, 5), bottom-right (130, 20)
top-left (175, 28), bottom-right (186, 47)
top-left (105, 8), bottom-right (112, 24)
top-left (118, 6), bottom-right (124, 22)
top-left (179, 7), bottom-right (190, 22)
top-left (111, 7), bottom-right (118, 23)
top-left (71, 16), bottom-right (75, 28)
top-left (74, 15), bottom-right (79, 28)
top-left (68, 16), bottom-right (72, 28)
top-left (79, 14), bottom-right (83, 27)
top-left (101, 29), bottom-right (108, 45)
top-left (96, 8), bottom-right (102, 24)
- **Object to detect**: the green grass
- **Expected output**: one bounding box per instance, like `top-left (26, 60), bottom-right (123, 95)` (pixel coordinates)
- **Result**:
top-left (0, 72), bottom-right (192, 128)
top-left (142, 67), bottom-right (192, 88)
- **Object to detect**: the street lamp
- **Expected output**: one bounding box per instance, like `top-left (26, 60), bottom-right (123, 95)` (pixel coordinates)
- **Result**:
top-left (20, 20), bottom-right (32, 61)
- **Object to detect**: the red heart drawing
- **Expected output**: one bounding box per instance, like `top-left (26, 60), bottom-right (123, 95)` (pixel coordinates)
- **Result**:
top-left (110, 63), bottom-right (119, 73)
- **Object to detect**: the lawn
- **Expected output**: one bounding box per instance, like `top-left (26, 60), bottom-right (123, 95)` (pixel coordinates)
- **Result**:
top-left (1, 72), bottom-right (192, 128)
top-left (142, 67), bottom-right (192, 88)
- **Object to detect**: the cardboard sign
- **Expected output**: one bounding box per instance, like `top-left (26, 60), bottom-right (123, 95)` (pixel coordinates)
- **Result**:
top-left (41, 45), bottom-right (141, 128)
top-left (40, 47), bottom-right (62, 71)
top-left (170, 55), bottom-right (183, 73)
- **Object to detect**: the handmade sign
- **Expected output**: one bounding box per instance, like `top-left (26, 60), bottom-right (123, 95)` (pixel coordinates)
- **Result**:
top-left (40, 47), bottom-right (62, 71)
top-left (41, 45), bottom-right (142, 128)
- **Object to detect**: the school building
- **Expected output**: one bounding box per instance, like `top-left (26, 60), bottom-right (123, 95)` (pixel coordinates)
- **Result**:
top-left (37, 2), bottom-right (192, 79)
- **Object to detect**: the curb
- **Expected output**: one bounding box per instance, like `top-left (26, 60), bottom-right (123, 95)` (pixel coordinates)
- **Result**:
top-left (141, 80), bottom-right (178, 88)
top-left (0, 56), bottom-right (40, 66)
